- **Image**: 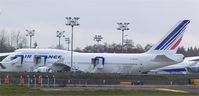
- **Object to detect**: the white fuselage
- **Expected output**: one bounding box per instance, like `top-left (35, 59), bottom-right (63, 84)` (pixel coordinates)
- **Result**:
top-left (70, 52), bottom-right (183, 73)
top-left (0, 49), bottom-right (183, 74)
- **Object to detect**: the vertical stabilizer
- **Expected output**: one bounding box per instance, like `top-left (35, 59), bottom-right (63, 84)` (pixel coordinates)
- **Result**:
top-left (147, 20), bottom-right (190, 54)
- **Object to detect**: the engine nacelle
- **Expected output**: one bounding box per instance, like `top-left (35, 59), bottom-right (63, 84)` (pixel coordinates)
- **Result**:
top-left (186, 67), bottom-right (199, 73)
top-left (33, 67), bottom-right (52, 72)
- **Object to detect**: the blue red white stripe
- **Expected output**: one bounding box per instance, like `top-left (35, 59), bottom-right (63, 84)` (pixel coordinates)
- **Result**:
top-left (155, 20), bottom-right (190, 50)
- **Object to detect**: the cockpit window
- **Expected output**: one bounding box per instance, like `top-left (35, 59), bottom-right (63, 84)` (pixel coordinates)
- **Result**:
top-left (10, 56), bottom-right (17, 60)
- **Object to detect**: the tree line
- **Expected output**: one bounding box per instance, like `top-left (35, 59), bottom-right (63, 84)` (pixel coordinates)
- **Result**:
top-left (77, 41), bottom-right (199, 57)
top-left (177, 46), bottom-right (199, 57)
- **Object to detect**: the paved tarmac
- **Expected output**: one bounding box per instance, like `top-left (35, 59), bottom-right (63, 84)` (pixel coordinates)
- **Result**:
top-left (40, 85), bottom-right (199, 93)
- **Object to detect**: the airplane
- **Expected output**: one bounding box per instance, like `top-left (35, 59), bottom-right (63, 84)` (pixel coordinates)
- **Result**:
top-left (150, 56), bottom-right (199, 74)
top-left (0, 20), bottom-right (190, 74)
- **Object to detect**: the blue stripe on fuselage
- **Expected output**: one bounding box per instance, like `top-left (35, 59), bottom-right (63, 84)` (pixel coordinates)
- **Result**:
top-left (162, 68), bottom-right (186, 72)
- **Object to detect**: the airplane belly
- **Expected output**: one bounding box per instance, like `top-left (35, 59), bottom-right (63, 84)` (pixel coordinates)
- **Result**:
top-left (142, 62), bottom-right (171, 72)
top-left (118, 64), bottom-right (142, 73)
top-left (92, 63), bottom-right (141, 74)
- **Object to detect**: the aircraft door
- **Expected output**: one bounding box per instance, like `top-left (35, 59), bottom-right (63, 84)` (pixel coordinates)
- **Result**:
top-left (91, 57), bottom-right (105, 69)
top-left (34, 55), bottom-right (47, 65)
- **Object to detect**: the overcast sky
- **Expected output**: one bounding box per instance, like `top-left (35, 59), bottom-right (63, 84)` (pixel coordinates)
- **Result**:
top-left (0, 0), bottom-right (198, 49)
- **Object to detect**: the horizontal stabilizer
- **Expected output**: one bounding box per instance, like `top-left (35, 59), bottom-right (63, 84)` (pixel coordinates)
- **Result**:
top-left (152, 55), bottom-right (176, 63)
top-left (186, 67), bottom-right (199, 73)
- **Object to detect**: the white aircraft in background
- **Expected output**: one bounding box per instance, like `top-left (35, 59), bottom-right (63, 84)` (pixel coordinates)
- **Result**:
top-left (150, 56), bottom-right (199, 74)
top-left (0, 20), bottom-right (190, 73)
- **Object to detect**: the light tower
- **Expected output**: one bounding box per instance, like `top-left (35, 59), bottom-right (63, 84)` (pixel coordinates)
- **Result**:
top-left (117, 22), bottom-right (130, 52)
top-left (26, 29), bottom-right (35, 48)
top-left (56, 30), bottom-right (65, 48)
top-left (93, 35), bottom-right (103, 52)
top-left (65, 37), bottom-right (70, 51)
top-left (65, 17), bottom-right (80, 71)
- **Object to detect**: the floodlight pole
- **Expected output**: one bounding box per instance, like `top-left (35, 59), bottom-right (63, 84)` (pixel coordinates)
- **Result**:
top-left (65, 17), bottom-right (79, 71)
top-left (93, 35), bottom-right (103, 52)
top-left (56, 31), bottom-right (65, 48)
top-left (122, 30), bottom-right (124, 50)
top-left (117, 22), bottom-right (130, 53)
top-left (26, 29), bottom-right (35, 48)
top-left (71, 26), bottom-right (74, 66)
top-left (65, 37), bottom-right (70, 51)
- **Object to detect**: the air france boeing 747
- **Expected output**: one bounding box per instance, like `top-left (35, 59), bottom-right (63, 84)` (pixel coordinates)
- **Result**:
top-left (0, 20), bottom-right (190, 74)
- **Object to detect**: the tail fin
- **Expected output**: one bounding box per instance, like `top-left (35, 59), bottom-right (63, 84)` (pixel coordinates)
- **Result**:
top-left (147, 20), bottom-right (190, 54)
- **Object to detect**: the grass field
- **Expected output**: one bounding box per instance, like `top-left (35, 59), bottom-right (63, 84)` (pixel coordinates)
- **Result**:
top-left (0, 85), bottom-right (198, 96)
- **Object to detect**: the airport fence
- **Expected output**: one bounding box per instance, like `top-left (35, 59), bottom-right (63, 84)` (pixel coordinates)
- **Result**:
top-left (0, 72), bottom-right (198, 87)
